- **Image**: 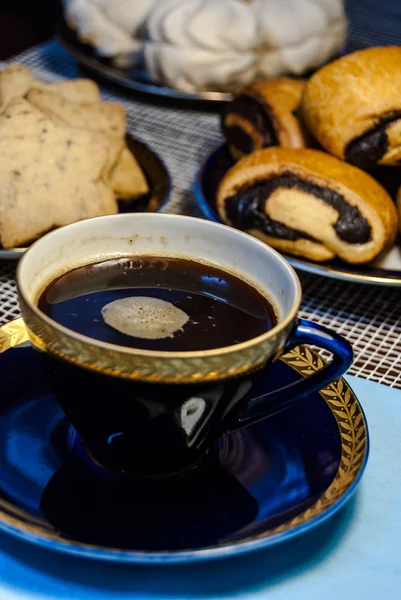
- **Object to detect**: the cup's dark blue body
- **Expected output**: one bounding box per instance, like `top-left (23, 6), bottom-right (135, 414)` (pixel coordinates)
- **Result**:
top-left (44, 319), bottom-right (352, 477)
top-left (46, 356), bottom-right (265, 476)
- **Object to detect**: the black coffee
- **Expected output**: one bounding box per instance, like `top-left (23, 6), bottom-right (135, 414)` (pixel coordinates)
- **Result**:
top-left (38, 256), bottom-right (277, 352)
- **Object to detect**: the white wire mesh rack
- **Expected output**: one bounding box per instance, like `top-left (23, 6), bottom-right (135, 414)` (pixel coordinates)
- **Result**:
top-left (1, 0), bottom-right (401, 389)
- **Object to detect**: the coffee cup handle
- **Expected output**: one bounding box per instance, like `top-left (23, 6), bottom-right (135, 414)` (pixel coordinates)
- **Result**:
top-left (227, 318), bottom-right (353, 432)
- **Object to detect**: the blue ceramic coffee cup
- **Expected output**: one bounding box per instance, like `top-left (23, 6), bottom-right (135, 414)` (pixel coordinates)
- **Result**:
top-left (16, 214), bottom-right (353, 476)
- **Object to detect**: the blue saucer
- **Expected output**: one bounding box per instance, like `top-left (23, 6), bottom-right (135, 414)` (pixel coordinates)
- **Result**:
top-left (0, 329), bottom-right (368, 564)
top-left (194, 145), bottom-right (401, 287)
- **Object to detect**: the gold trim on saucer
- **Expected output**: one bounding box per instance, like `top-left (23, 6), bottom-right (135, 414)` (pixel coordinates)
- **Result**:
top-left (0, 318), bottom-right (29, 353)
top-left (270, 346), bottom-right (367, 537)
top-left (0, 318), bottom-right (368, 558)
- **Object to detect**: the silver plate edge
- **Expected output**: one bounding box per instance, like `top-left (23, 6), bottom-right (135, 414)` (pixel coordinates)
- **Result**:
top-left (59, 28), bottom-right (233, 103)
top-left (194, 144), bottom-right (401, 288)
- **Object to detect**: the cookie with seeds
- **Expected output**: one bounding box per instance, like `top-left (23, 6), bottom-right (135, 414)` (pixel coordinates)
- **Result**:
top-left (26, 88), bottom-right (148, 198)
top-left (0, 99), bottom-right (117, 249)
top-left (0, 63), bottom-right (100, 113)
top-left (27, 88), bottom-right (125, 137)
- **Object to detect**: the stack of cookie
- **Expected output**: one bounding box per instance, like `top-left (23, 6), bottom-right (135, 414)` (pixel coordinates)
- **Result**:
top-left (0, 64), bottom-right (148, 249)
top-left (219, 47), bottom-right (401, 264)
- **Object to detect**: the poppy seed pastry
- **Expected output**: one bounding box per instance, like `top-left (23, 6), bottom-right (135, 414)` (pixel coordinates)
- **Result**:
top-left (302, 47), bottom-right (401, 169)
top-left (222, 79), bottom-right (307, 162)
top-left (217, 148), bottom-right (398, 264)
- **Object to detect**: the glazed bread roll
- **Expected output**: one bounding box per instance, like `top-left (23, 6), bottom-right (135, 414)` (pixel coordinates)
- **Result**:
top-left (222, 79), bottom-right (307, 161)
top-left (302, 47), bottom-right (401, 169)
top-left (217, 148), bottom-right (398, 263)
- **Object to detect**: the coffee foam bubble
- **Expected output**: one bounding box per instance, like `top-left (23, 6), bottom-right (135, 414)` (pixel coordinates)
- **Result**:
top-left (101, 296), bottom-right (189, 340)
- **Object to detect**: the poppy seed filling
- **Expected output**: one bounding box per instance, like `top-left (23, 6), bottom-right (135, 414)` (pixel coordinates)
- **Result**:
top-left (345, 111), bottom-right (401, 168)
top-left (223, 95), bottom-right (278, 153)
top-left (224, 171), bottom-right (371, 244)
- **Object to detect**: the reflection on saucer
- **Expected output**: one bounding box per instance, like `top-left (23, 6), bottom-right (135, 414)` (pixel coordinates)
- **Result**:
top-left (0, 344), bottom-right (365, 562)
top-left (40, 453), bottom-right (258, 551)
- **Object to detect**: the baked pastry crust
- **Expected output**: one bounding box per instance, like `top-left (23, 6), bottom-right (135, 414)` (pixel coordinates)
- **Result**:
top-left (222, 78), bottom-right (307, 161)
top-left (217, 147), bottom-right (398, 263)
top-left (302, 46), bottom-right (401, 167)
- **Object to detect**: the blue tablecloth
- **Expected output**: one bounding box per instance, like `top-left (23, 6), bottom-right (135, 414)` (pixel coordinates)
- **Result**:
top-left (0, 376), bottom-right (400, 600)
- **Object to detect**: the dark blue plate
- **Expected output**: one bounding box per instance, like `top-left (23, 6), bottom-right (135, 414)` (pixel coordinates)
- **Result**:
top-left (194, 145), bottom-right (401, 287)
top-left (0, 320), bottom-right (368, 564)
